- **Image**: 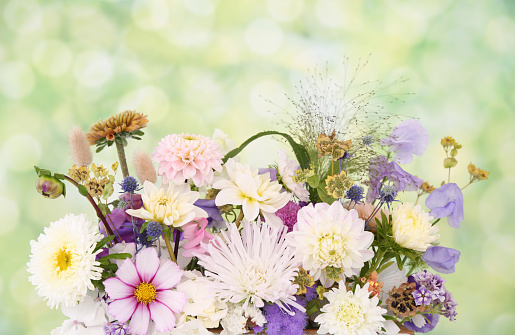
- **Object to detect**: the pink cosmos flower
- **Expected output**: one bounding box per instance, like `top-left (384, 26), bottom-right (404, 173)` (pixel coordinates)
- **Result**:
top-left (152, 133), bottom-right (224, 187)
top-left (104, 248), bottom-right (187, 335)
top-left (181, 218), bottom-right (214, 258)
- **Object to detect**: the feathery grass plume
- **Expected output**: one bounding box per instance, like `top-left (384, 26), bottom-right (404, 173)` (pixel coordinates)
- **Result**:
top-left (68, 126), bottom-right (92, 166)
top-left (133, 149), bottom-right (157, 184)
top-left (277, 57), bottom-right (409, 183)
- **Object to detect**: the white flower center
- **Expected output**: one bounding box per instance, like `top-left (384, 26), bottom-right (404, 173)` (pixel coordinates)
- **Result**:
top-left (335, 301), bottom-right (365, 330)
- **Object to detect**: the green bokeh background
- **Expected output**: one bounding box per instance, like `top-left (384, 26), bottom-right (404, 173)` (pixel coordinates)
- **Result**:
top-left (1, 0), bottom-right (513, 334)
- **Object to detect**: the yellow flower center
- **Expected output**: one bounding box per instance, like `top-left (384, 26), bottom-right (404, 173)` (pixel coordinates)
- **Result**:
top-left (155, 196), bottom-right (172, 207)
top-left (134, 282), bottom-right (157, 304)
top-left (336, 301), bottom-right (364, 328)
top-left (56, 248), bottom-right (73, 272)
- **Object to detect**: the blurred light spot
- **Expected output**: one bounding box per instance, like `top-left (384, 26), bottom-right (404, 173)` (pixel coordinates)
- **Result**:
top-left (482, 234), bottom-right (515, 287)
top-left (168, 26), bottom-right (213, 47)
top-left (490, 314), bottom-right (515, 334)
top-left (250, 80), bottom-right (286, 118)
top-left (132, 0), bottom-right (170, 31)
top-left (0, 197), bottom-right (19, 236)
top-left (485, 16), bottom-right (515, 54)
top-left (32, 40), bottom-right (72, 77)
top-left (479, 178), bottom-right (513, 235)
top-left (2, 133), bottom-right (42, 172)
top-left (183, 0), bottom-right (215, 16)
top-left (267, 0), bottom-right (304, 22)
top-left (0, 273), bottom-right (3, 297)
top-left (118, 86), bottom-right (171, 123)
top-left (245, 18), bottom-right (283, 55)
top-left (0, 61), bottom-right (35, 99)
top-left (3, 0), bottom-right (42, 34)
top-left (315, 0), bottom-right (344, 27)
top-left (10, 267), bottom-right (40, 306)
top-left (73, 51), bottom-right (113, 88)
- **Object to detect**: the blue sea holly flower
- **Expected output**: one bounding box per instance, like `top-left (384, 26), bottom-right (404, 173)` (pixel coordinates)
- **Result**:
top-left (119, 176), bottom-right (141, 194)
top-left (425, 183), bottom-right (464, 228)
top-left (380, 119), bottom-right (429, 165)
top-left (422, 246), bottom-right (461, 274)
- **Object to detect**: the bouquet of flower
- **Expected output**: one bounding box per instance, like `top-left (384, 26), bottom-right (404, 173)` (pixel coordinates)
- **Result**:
top-left (28, 72), bottom-right (489, 335)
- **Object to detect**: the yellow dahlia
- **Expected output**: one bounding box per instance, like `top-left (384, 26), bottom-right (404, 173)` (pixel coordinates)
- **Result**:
top-left (86, 110), bottom-right (148, 145)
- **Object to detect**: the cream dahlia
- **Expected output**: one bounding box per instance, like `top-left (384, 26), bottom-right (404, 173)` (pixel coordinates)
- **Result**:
top-left (213, 159), bottom-right (291, 225)
top-left (197, 220), bottom-right (303, 313)
top-left (153, 133), bottom-right (224, 187)
top-left (125, 181), bottom-right (207, 227)
top-left (315, 282), bottom-right (388, 335)
top-left (277, 149), bottom-right (310, 202)
top-left (27, 214), bottom-right (103, 308)
top-left (286, 202), bottom-right (374, 281)
top-left (392, 202), bottom-right (439, 252)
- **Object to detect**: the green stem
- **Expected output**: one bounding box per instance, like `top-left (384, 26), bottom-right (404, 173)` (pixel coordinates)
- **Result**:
top-left (115, 139), bottom-right (129, 178)
top-left (173, 228), bottom-right (181, 261)
top-left (163, 233), bottom-right (177, 263)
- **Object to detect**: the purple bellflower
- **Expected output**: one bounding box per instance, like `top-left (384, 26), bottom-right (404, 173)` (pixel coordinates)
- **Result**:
top-left (425, 183), bottom-right (464, 228)
top-left (380, 119), bottom-right (429, 164)
top-left (422, 246), bottom-right (461, 274)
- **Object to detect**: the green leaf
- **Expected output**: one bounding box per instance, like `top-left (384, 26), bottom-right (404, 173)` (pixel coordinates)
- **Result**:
top-left (96, 145), bottom-right (106, 153)
top-left (222, 131), bottom-right (310, 170)
top-left (133, 130), bottom-right (145, 136)
top-left (53, 173), bottom-right (65, 180)
top-left (94, 235), bottom-right (115, 253)
top-left (34, 166), bottom-right (52, 177)
top-left (317, 186), bottom-right (335, 204)
top-left (121, 137), bottom-right (128, 146)
top-left (78, 185), bottom-right (89, 197)
top-left (395, 254), bottom-right (403, 271)
top-left (306, 174), bottom-right (320, 188)
top-left (98, 203), bottom-right (110, 217)
top-left (99, 253), bottom-right (133, 261)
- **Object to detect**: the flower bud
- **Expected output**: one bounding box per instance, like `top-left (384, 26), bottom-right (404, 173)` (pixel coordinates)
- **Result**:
top-left (35, 175), bottom-right (64, 199)
top-left (443, 157), bottom-right (458, 168)
top-left (450, 148), bottom-right (458, 157)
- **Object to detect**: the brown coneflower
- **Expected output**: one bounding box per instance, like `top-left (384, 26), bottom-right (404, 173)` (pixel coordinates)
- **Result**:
top-left (85, 110), bottom-right (148, 145)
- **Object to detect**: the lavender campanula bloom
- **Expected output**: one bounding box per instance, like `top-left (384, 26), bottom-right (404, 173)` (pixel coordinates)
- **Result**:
top-left (194, 199), bottom-right (223, 229)
top-left (380, 119), bottom-right (429, 164)
top-left (422, 246), bottom-right (461, 274)
top-left (425, 183), bottom-right (464, 228)
top-left (258, 167), bottom-right (278, 181)
top-left (404, 314), bottom-right (440, 333)
top-left (365, 155), bottom-right (423, 203)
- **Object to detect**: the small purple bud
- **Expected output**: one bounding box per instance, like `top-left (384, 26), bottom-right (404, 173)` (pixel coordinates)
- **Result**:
top-left (35, 175), bottom-right (64, 199)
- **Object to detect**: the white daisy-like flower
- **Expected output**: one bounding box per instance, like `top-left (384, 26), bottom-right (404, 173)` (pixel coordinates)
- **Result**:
top-left (126, 180), bottom-right (207, 227)
top-left (27, 214), bottom-right (103, 309)
top-left (197, 220), bottom-right (303, 314)
top-left (315, 282), bottom-right (388, 335)
top-left (277, 149), bottom-right (310, 202)
top-left (286, 202), bottom-right (374, 281)
top-left (212, 128), bottom-right (236, 156)
top-left (220, 303), bottom-right (266, 335)
top-left (391, 202), bottom-right (440, 252)
top-left (213, 159), bottom-right (291, 225)
top-left (171, 319), bottom-right (211, 335)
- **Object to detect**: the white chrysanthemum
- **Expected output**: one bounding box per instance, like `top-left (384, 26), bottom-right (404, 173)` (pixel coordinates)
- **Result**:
top-left (213, 159), bottom-right (291, 225)
top-left (392, 202), bottom-right (440, 252)
top-left (315, 283), bottom-right (388, 335)
top-left (286, 202), bottom-right (374, 281)
top-left (27, 214), bottom-right (103, 308)
top-left (171, 320), bottom-right (211, 335)
top-left (126, 180), bottom-right (207, 227)
top-left (197, 220), bottom-right (303, 314)
top-left (277, 149), bottom-right (310, 202)
top-left (220, 303), bottom-right (266, 335)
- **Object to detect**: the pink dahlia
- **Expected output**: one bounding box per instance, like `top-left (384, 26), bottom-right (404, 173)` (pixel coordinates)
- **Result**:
top-left (152, 133), bottom-right (224, 187)
top-left (104, 248), bottom-right (187, 335)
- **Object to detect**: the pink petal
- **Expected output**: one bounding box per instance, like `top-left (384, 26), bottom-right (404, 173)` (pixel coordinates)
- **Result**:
top-left (183, 163), bottom-right (197, 179)
top-left (152, 260), bottom-right (183, 290)
top-left (156, 290), bottom-right (187, 314)
top-left (149, 301), bottom-right (176, 333)
top-left (129, 304), bottom-right (151, 335)
top-left (116, 257), bottom-right (140, 287)
top-left (104, 277), bottom-right (134, 300)
top-left (107, 297), bottom-right (138, 323)
top-left (136, 247), bottom-right (160, 282)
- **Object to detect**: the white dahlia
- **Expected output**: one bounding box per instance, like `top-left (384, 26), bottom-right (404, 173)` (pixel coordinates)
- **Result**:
top-left (315, 283), bottom-right (388, 335)
top-left (213, 159), bottom-right (290, 225)
top-left (286, 202), bottom-right (374, 281)
top-left (197, 220), bottom-right (303, 313)
top-left (391, 202), bottom-right (440, 252)
top-left (27, 214), bottom-right (103, 308)
top-left (277, 149), bottom-right (310, 202)
top-left (126, 180), bottom-right (207, 227)
top-left (153, 132), bottom-right (224, 187)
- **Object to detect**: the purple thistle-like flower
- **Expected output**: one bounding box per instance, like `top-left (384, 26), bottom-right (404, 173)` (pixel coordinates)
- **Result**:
top-left (146, 222), bottom-right (163, 239)
top-left (305, 284), bottom-right (318, 301)
top-left (276, 201), bottom-right (301, 232)
top-left (380, 119), bottom-right (429, 164)
top-left (365, 156), bottom-right (422, 203)
top-left (346, 185), bottom-right (364, 204)
top-left (362, 135), bottom-right (374, 147)
top-left (425, 183), bottom-right (464, 228)
top-left (104, 322), bottom-right (130, 335)
top-left (119, 176), bottom-right (141, 194)
top-left (413, 286), bottom-right (432, 306)
top-left (263, 297), bottom-right (308, 335)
